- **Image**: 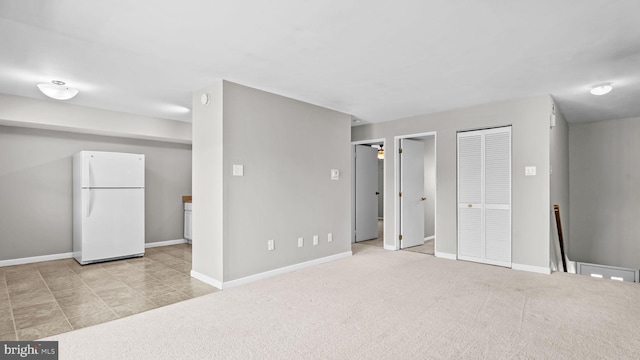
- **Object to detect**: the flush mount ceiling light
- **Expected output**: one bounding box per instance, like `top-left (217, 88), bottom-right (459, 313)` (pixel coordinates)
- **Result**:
top-left (37, 80), bottom-right (79, 100)
top-left (377, 145), bottom-right (384, 160)
top-left (590, 84), bottom-right (613, 96)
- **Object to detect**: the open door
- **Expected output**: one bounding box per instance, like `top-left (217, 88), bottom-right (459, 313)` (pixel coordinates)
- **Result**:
top-left (355, 145), bottom-right (379, 241)
top-left (400, 139), bottom-right (425, 249)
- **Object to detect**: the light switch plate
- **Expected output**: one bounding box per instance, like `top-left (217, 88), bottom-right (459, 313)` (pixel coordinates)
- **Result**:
top-left (525, 166), bottom-right (536, 176)
top-left (298, 237), bottom-right (304, 247)
top-left (313, 235), bottom-right (318, 246)
top-left (331, 169), bottom-right (339, 180)
top-left (233, 165), bottom-right (244, 176)
top-left (327, 233), bottom-right (333, 242)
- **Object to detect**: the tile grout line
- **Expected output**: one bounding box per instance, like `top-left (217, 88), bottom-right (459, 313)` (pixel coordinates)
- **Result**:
top-left (4, 271), bottom-right (18, 340)
top-left (36, 264), bottom-right (75, 338)
top-left (138, 247), bottom-right (192, 297)
top-left (72, 263), bottom-right (135, 322)
top-left (109, 261), bottom-right (162, 309)
top-left (59, 261), bottom-right (119, 328)
top-left (129, 254), bottom-right (195, 304)
top-left (147, 249), bottom-right (195, 298)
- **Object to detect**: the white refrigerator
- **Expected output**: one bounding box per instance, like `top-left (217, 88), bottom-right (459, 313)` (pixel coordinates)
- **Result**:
top-left (73, 151), bottom-right (145, 264)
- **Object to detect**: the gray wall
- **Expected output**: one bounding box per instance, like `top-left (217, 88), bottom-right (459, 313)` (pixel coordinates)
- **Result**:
top-left (423, 136), bottom-right (435, 238)
top-left (549, 108), bottom-right (570, 270)
top-left (193, 81), bottom-right (352, 283)
top-left (569, 116), bottom-right (640, 269)
top-left (352, 96), bottom-right (552, 270)
top-left (0, 125), bottom-right (192, 261)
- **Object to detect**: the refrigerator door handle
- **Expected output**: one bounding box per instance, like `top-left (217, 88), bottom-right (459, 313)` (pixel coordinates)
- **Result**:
top-left (88, 159), bottom-right (92, 188)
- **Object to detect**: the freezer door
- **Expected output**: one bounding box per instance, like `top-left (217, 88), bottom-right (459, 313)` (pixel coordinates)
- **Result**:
top-left (82, 151), bottom-right (145, 188)
top-left (80, 188), bottom-right (145, 262)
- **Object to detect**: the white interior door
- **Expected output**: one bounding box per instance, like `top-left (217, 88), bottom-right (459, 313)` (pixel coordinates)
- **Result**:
top-left (457, 127), bottom-right (511, 267)
top-left (400, 139), bottom-right (425, 249)
top-left (457, 133), bottom-right (483, 260)
top-left (355, 145), bottom-right (379, 241)
top-left (483, 128), bottom-right (511, 266)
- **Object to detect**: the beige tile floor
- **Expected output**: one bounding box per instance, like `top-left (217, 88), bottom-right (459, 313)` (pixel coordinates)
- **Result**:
top-left (0, 244), bottom-right (217, 341)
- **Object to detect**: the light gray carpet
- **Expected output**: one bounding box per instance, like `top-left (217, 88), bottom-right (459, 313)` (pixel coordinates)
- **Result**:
top-left (45, 244), bottom-right (640, 359)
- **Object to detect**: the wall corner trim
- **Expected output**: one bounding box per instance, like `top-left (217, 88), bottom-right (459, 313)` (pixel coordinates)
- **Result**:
top-left (383, 244), bottom-right (396, 251)
top-left (435, 252), bottom-right (457, 260)
top-left (512, 263), bottom-right (551, 275)
top-left (190, 270), bottom-right (223, 289)
top-left (221, 251), bottom-right (353, 290)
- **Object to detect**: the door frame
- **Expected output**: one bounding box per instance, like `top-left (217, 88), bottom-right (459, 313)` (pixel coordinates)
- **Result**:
top-left (394, 131), bottom-right (437, 251)
top-left (351, 138), bottom-right (386, 244)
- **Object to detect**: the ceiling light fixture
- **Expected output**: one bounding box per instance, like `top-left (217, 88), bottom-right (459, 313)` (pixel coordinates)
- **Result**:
top-left (37, 80), bottom-right (79, 100)
top-left (590, 84), bottom-right (613, 96)
top-left (377, 145), bottom-right (384, 160)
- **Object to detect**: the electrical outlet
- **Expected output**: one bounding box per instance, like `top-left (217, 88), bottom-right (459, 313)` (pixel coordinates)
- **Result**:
top-left (298, 237), bottom-right (304, 247)
top-left (313, 235), bottom-right (318, 246)
top-left (267, 240), bottom-right (274, 251)
top-left (328, 233), bottom-right (333, 242)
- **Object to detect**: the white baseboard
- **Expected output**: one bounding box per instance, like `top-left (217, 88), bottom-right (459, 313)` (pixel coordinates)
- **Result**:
top-left (191, 270), bottom-right (223, 289)
top-left (424, 236), bottom-right (435, 241)
top-left (145, 239), bottom-right (188, 248)
top-left (512, 263), bottom-right (551, 275)
top-left (221, 251), bottom-right (353, 289)
top-left (0, 252), bottom-right (74, 267)
top-left (383, 244), bottom-right (396, 251)
top-left (435, 251), bottom-right (456, 260)
top-left (0, 239), bottom-right (188, 267)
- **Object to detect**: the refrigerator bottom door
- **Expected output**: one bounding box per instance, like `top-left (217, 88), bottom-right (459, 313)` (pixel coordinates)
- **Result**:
top-left (79, 188), bottom-right (144, 263)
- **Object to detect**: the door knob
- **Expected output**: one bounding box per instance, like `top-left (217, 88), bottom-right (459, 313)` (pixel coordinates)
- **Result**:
top-left (421, 197), bottom-right (427, 201)
top-left (375, 192), bottom-right (380, 195)
top-left (468, 203), bottom-right (472, 208)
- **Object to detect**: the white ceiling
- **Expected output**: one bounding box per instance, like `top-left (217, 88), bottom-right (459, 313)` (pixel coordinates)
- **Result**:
top-left (1, 0), bottom-right (639, 125)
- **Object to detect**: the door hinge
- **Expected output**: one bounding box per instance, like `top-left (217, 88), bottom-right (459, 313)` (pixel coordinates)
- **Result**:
top-left (399, 192), bottom-right (403, 197)
top-left (399, 148), bottom-right (403, 154)
top-left (399, 234), bottom-right (403, 241)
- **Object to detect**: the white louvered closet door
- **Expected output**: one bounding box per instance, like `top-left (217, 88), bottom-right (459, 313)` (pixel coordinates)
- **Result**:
top-left (457, 127), bottom-right (511, 267)
top-left (457, 133), bottom-right (483, 260)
